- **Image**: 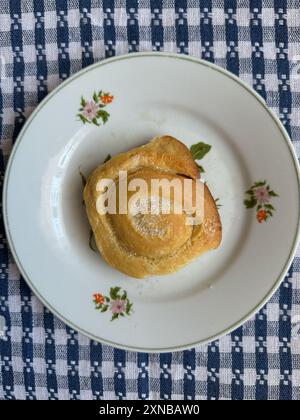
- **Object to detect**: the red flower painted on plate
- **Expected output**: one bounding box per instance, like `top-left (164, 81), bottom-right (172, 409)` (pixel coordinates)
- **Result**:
top-left (101, 94), bottom-right (114, 104)
top-left (93, 293), bottom-right (105, 305)
top-left (256, 209), bottom-right (268, 223)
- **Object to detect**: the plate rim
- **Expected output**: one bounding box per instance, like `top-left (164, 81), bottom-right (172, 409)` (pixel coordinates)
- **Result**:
top-left (3, 52), bottom-right (300, 353)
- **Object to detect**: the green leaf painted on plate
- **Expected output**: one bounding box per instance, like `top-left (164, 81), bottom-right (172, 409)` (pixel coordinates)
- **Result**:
top-left (190, 142), bottom-right (212, 160)
top-left (244, 197), bottom-right (257, 208)
top-left (110, 287), bottom-right (121, 300)
top-left (214, 197), bottom-right (222, 209)
top-left (79, 169), bottom-right (87, 187)
top-left (254, 180), bottom-right (266, 187)
top-left (245, 189), bottom-right (254, 195)
top-left (93, 92), bottom-right (99, 103)
top-left (195, 163), bottom-right (205, 173)
top-left (126, 302), bottom-right (133, 315)
top-left (78, 114), bottom-right (88, 124)
top-left (265, 203), bottom-right (275, 210)
top-left (103, 154), bottom-right (112, 163)
top-left (92, 117), bottom-right (100, 126)
top-left (98, 110), bottom-right (110, 124)
top-left (80, 96), bottom-right (87, 107)
top-left (121, 290), bottom-right (127, 300)
top-left (89, 229), bottom-right (97, 252)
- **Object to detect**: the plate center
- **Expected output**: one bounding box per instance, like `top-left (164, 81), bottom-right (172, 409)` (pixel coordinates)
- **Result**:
top-left (57, 103), bottom-right (251, 302)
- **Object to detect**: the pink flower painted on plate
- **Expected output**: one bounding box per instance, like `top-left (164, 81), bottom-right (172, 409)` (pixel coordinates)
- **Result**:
top-left (110, 299), bottom-right (126, 314)
top-left (82, 101), bottom-right (99, 121)
top-left (254, 186), bottom-right (270, 204)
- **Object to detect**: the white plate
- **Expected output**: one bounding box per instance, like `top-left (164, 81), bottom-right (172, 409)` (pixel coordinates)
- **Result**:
top-left (3, 53), bottom-right (300, 352)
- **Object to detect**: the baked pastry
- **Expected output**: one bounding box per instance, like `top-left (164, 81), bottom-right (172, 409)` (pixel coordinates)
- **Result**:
top-left (84, 136), bottom-right (222, 278)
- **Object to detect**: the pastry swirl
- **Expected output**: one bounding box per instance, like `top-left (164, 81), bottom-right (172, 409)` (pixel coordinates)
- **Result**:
top-left (84, 136), bottom-right (222, 278)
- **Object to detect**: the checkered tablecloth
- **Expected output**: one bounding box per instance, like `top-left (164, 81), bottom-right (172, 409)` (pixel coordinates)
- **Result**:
top-left (0, 0), bottom-right (300, 400)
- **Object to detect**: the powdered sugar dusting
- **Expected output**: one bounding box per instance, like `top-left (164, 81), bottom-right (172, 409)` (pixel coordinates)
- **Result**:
top-left (130, 196), bottom-right (171, 216)
top-left (130, 196), bottom-right (171, 238)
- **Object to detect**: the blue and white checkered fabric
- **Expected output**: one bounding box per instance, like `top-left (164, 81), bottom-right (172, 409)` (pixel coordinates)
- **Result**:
top-left (0, 0), bottom-right (300, 400)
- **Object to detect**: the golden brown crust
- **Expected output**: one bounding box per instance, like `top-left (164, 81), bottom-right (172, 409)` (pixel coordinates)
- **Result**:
top-left (84, 136), bottom-right (222, 278)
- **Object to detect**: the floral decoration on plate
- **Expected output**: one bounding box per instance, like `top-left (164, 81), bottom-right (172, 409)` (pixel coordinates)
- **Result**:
top-left (93, 287), bottom-right (133, 321)
top-left (78, 91), bottom-right (114, 126)
top-left (190, 141), bottom-right (211, 173)
top-left (244, 181), bottom-right (279, 223)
